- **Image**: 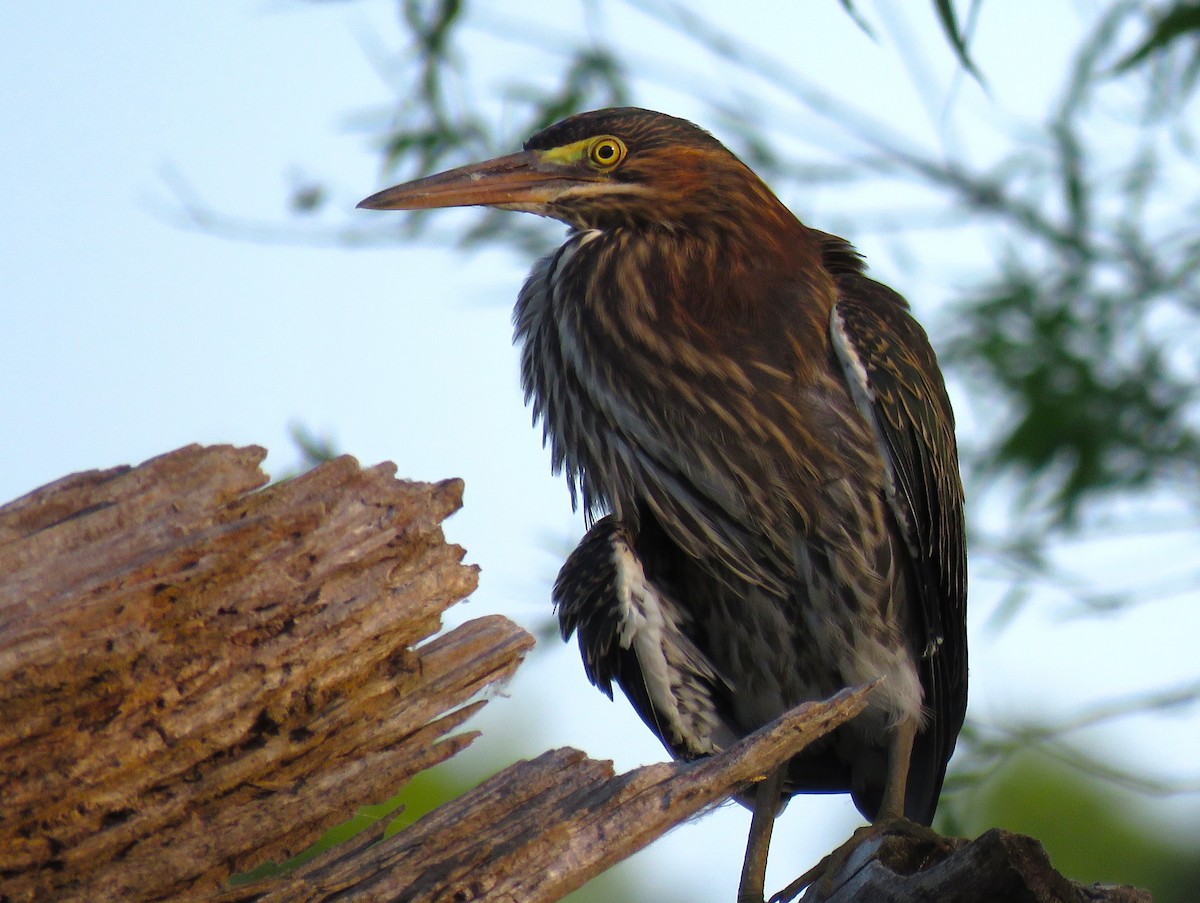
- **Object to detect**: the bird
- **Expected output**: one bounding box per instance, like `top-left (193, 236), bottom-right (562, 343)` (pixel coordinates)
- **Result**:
top-left (358, 107), bottom-right (967, 902)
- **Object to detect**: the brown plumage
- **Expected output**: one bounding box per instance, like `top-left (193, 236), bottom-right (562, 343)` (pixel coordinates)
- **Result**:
top-left (359, 107), bottom-right (967, 901)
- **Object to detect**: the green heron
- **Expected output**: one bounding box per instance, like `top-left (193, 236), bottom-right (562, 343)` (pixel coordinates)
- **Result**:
top-left (360, 107), bottom-right (966, 902)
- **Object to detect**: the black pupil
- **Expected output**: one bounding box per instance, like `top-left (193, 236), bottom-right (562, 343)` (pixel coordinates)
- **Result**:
top-left (596, 143), bottom-right (614, 160)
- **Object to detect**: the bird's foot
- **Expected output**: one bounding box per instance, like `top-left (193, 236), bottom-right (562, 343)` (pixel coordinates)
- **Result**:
top-left (767, 818), bottom-right (949, 903)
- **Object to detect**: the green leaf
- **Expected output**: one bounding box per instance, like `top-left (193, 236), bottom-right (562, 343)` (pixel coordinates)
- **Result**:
top-left (1113, 2), bottom-right (1200, 73)
top-left (836, 0), bottom-right (876, 39)
top-left (933, 0), bottom-right (984, 81)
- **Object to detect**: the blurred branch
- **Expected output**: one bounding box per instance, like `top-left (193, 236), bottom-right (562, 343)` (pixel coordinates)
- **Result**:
top-left (949, 679), bottom-right (1200, 801)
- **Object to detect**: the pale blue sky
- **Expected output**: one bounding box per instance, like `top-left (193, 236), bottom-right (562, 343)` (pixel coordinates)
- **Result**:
top-left (3, 2), bottom-right (1196, 899)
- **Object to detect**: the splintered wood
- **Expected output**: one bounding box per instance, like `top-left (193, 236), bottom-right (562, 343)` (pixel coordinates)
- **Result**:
top-left (0, 445), bottom-right (531, 902)
top-left (219, 688), bottom-right (873, 903)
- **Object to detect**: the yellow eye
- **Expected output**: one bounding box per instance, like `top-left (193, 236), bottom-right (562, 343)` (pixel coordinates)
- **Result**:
top-left (587, 136), bottom-right (626, 169)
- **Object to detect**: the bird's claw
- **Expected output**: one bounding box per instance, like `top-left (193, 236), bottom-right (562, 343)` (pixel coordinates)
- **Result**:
top-left (767, 818), bottom-right (944, 902)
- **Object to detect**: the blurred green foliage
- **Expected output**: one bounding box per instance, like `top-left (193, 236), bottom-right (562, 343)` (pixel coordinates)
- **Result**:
top-left (231, 764), bottom-right (482, 886)
top-left (949, 747), bottom-right (1200, 902)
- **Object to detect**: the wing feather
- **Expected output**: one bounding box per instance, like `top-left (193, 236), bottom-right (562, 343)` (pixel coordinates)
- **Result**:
top-left (554, 515), bottom-right (737, 760)
top-left (825, 240), bottom-right (967, 820)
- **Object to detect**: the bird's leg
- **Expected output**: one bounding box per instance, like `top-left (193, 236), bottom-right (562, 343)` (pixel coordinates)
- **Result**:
top-left (767, 717), bottom-right (922, 903)
top-left (877, 714), bottom-right (917, 820)
top-left (737, 763), bottom-right (788, 903)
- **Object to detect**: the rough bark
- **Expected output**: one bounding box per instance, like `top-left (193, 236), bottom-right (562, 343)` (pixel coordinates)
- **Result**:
top-left (0, 445), bottom-right (532, 902)
top-left (0, 444), bottom-right (1152, 903)
top-left (213, 681), bottom-right (1148, 903)
top-left (799, 823), bottom-right (1152, 903)
top-left (218, 686), bottom-right (874, 903)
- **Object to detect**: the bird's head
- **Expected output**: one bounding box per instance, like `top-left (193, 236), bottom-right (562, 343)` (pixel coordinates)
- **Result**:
top-left (358, 107), bottom-right (798, 237)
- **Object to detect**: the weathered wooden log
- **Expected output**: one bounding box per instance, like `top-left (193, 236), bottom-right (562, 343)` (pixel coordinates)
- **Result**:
top-left (798, 822), bottom-right (1152, 903)
top-left (219, 686), bottom-right (875, 903)
top-left (214, 677), bottom-right (1148, 903)
top-left (0, 445), bottom-right (532, 902)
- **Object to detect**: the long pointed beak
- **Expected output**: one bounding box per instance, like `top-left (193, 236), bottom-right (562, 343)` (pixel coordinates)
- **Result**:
top-left (357, 150), bottom-right (576, 211)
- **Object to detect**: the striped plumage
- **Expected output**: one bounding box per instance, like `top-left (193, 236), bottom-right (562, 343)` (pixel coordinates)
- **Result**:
top-left (359, 106), bottom-right (967, 894)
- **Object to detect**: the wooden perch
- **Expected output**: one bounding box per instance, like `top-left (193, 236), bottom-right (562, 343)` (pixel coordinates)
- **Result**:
top-left (0, 445), bottom-right (532, 902)
top-left (799, 823), bottom-right (1152, 903)
top-left (0, 444), bottom-right (1153, 903)
top-left (221, 686), bottom-right (874, 902)
top-left (218, 679), bottom-right (1148, 903)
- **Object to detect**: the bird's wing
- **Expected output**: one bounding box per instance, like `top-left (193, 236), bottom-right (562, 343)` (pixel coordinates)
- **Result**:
top-left (826, 250), bottom-right (968, 821)
top-left (554, 515), bottom-right (738, 760)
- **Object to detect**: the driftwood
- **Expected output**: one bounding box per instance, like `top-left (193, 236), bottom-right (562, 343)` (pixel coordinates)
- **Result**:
top-left (0, 444), bottom-right (1152, 902)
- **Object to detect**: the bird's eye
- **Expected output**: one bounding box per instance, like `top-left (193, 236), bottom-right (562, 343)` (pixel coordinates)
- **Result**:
top-left (587, 136), bottom-right (627, 170)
